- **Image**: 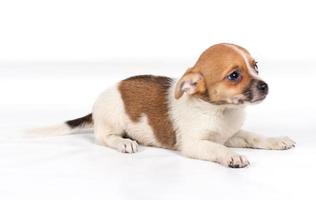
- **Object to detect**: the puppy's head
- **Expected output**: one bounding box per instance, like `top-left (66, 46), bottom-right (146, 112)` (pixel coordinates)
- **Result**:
top-left (175, 43), bottom-right (268, 105)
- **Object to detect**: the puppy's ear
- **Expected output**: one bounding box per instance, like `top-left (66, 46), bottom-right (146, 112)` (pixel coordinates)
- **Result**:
top-left (175, 72), bottom-right (206, 99)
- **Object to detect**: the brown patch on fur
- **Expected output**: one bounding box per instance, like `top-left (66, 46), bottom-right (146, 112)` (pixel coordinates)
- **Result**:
top-left (119, 75), bottom-right (176, 149)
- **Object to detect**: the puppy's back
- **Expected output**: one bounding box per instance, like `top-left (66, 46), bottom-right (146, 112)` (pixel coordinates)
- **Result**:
top-left (118, 75), bottom-right (177, 149)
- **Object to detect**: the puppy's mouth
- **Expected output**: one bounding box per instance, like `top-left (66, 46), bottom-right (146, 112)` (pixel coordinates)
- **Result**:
top-left (250, 95), bottom-right (267, 103)
top-left (231, 94), bottom-right (266, 105)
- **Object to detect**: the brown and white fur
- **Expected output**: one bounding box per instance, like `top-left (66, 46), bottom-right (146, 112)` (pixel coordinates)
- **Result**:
top-left (31, 43), bottom-right (295, 168)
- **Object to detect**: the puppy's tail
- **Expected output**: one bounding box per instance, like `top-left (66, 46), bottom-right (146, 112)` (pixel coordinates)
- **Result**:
top-left (26, 114), bottom-right (94, 137)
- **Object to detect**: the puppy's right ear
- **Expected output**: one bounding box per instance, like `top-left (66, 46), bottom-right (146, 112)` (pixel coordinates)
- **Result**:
top-left (175, 72), bottom-right (206, 99)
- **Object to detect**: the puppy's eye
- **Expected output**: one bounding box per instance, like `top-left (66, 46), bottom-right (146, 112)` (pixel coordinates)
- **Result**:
top-left (227, 70), bottom-right (241, 81)
top-left (254, 62), bottom-right (259, 73)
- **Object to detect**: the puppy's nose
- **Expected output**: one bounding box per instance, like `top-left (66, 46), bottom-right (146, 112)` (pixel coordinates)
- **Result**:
top-left (256, 81), bottom-right (268, 93)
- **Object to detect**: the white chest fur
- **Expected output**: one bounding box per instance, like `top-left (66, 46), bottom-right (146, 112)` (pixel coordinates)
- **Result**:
top-left (168, 83), bottom-right (246, 148)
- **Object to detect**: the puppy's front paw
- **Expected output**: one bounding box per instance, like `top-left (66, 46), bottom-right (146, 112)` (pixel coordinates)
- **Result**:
top-left (220, 154), bottom-right (250, 168)
top-left (118, 139), bottom-right (139, 153)
top-left (267, 136), bottom-right (296, 150)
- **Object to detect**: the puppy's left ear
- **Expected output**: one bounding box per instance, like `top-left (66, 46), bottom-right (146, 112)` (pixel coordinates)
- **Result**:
top-left (175, 72), bottom-right (206, 99)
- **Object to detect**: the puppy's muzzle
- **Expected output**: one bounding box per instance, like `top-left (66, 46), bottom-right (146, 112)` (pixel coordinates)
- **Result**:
top-left (249, 80), bottom-right (269, 103)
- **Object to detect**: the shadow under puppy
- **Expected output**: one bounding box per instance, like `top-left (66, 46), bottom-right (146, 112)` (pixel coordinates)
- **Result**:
top-left (33, 43), bottom-right (295, 168)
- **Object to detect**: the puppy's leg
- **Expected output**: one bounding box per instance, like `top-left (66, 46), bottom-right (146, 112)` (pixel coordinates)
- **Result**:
top-left (94, 122), bottom-right (138, 153)
top-left (225, 130), bottom-right (295, 150)
top-left (181, 139), bottom-right (250, 168)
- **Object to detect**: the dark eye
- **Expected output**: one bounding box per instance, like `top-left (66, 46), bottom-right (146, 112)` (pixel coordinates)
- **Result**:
top-left (254, 62), bottom-right (259, 73)
top-left (227, 70), bottom-right (241, 81)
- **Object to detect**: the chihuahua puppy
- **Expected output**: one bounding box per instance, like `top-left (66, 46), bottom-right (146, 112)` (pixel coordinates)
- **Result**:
top-left (35, 43), bottom-right (295, 168)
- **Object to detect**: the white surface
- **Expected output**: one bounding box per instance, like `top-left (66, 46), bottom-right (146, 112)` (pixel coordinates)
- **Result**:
top-left (0, 62), bottom-right (315, 200)
top-left (1, 0), bottom-right (316, 61)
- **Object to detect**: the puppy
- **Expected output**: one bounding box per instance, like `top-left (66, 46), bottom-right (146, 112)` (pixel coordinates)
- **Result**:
top-left (34, 43), bottom-right (295, 168)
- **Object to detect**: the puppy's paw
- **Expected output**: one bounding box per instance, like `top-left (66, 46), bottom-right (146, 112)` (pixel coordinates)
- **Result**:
top-left (118, 139), bottom-right (139, 153)
top-left (267, 136), bottom-right (296, 150)
top-left (220, 154), bottom-right (250, 168)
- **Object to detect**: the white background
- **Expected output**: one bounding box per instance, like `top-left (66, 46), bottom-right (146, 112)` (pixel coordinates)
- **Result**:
top-left (0, 1), bottom-right (315, 200)
top-left (0, 0), bottom-right (316, 62)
